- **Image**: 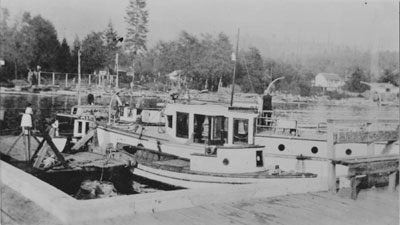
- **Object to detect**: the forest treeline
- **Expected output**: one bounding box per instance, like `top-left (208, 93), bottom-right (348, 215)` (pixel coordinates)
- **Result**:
top-left (0, 7), bottom-right (398, 96)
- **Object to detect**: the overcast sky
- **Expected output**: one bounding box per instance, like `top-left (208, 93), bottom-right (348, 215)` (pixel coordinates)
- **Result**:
top-left (2, 0), bottom-right (399, 52)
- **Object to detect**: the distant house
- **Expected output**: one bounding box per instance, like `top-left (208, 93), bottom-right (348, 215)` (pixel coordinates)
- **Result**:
top-left (314, 73), bottom-right (345, 91)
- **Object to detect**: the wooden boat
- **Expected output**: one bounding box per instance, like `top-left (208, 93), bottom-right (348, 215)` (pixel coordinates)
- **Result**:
top-left (77, 103), bottom-right (319, 188)
top-left (118, 143), bottom-right (316, 188)
top-left (254, 109), bottom-right (399, 177)
top-left (56, 104), bottom-right (109, 136)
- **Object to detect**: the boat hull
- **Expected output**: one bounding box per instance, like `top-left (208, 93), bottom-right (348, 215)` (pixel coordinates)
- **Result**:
top-left (131, 163), bottom-right (318, 189)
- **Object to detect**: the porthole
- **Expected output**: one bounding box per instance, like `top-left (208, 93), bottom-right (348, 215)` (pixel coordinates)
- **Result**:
top-left (345, 149), bottom-right (352, 155)
top-left (311, 146), bottom-right (318, 154)
top-left (223, 158), bottom-right (229, 165)
top-left (278, 144), bottom-right (285, 151)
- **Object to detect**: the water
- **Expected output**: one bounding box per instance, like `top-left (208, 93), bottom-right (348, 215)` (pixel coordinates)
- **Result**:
top-left (1, 93), bottom-right (398, 134)
top-left (274, 102), bottom-right (399, 125)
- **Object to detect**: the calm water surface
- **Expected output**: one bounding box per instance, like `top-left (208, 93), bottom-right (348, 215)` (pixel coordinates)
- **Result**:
top-left (0, 93), bottom-right (398, 133)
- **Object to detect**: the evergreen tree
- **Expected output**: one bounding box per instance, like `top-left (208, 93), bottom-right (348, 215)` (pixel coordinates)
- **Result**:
top-left (125, 0), bottom-right (149, 56)
top-left (55, 38), bottom-right (72, 73)
top-left (345, 67), bottom-right (369, 93)
top-left (81, 32), bottom-right (107, 74)
top-left (378, 69), bottom-right (399, 87)
top-left (103, 21), bottom-right (119, 73)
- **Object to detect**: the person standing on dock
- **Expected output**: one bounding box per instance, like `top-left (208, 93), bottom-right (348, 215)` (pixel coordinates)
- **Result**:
top-left (21, 103), bottom-right (33, 134)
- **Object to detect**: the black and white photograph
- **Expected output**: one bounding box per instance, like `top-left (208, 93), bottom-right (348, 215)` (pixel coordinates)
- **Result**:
top-left (0, 0), bottom-right (399, 224)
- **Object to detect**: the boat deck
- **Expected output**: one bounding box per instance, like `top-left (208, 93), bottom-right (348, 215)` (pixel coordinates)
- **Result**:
top-left (0, 135), bottom-right (128, 172)
top-left (2, 184), bottom-right (398, 225)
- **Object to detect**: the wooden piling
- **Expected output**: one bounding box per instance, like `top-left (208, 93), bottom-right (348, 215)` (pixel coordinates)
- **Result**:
top-left (388, 172), bottom-right (397, 192)
top-left (27, 129), bottom-right (31, 161)
top-left (65, 73), bottom-right (68, 87)
top-left (327, 120), bottom-right (336, 193)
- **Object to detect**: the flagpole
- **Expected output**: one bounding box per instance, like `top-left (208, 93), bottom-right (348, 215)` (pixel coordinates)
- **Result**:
top-left (230, 28), bottom-right (240, 107)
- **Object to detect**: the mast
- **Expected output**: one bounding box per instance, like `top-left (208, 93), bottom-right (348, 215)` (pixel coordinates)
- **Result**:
top-left (230, 28), bottom-right (240, 107)
top-left (77, 47), bottom-right (82, 106)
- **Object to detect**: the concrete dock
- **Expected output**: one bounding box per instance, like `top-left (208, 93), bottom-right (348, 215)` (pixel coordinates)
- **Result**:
top-left (2, 183), bottom-right (398, 225)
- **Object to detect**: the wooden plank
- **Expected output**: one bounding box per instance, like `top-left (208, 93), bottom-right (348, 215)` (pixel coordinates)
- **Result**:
top-left (334, 130), bottom-right (399, 144)
top-left (334, 155), bottom-right (400, 165)
top-left (327, 122), bottom-right (336, 193)
top-left (348, 161), bottom-right (399, 176)
top-left (72, 129), bottom-right (95, 150)
top-left (327, 119), bottom-right (399, 124)
top-left (388, 171), bottom-right (398, 192)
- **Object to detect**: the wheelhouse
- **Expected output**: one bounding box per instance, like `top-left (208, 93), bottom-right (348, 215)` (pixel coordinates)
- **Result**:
top-left (163, 104), bottom-right (259, 146)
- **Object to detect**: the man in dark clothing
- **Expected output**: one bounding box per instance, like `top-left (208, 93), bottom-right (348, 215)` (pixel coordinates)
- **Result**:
top-left (262, 93), bottom-right (273, 127)
top-left (87, 93), bottom-right (95, 105)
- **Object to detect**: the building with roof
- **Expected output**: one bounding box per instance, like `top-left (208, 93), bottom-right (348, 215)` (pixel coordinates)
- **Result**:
top-left (314, 73), bottom-right (345, 92)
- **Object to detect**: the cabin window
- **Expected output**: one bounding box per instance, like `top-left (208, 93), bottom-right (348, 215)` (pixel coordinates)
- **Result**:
top-left (193, 115), bottom-right (227, 145)
top-left (85, 122), bottom-right (90, 134)
top-left (176, 112), bottom-right (189, 138)
top-left (78, 121), bottom-right (83, 134)
top-left (194, 114), bottom-right (206, 143)
top-left (233, 118), bottom-right (248, 144)
top-left (211, 116), bottom-right (227, 145)
top-left (167, 115), bottom-right (173, 128)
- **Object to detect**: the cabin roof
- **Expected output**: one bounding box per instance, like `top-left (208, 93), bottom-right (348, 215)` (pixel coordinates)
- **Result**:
top-left (164, 103), bottom-right (258, 118)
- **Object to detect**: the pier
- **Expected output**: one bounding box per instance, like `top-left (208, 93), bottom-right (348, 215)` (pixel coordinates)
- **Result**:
top-left (1, 122), bottom-right (399, 225)
top-left (326, 119), bottom-right (399, 199)
top-left (1, 172), bottom-right (398, 225)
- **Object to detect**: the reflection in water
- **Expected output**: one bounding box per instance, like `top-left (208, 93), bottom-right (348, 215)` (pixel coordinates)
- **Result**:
top-left (0, 93), bottom-right (399, 134)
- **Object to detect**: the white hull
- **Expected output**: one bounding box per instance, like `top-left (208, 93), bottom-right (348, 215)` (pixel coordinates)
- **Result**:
top-left (131, 163), bottom-right (318, 189)
top-left (255, 134), bottom-right (399, 177)
top-left (97, 126), bottom-right (398, 178)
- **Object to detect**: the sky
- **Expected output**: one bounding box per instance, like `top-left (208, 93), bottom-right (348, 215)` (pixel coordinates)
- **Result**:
top-left (2, 0), bottom-right (399, 53)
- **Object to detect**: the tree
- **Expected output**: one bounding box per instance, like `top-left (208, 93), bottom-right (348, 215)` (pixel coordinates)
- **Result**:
top-left (238, 47), bottom-right (265, 93)
top-left (24, 14), bottom-right (60, 70)
top-left (378, 69), bottom-right (399, 87)
top-left (345, 67), bottom-right (369, 93)
top-left (125, 0), bottom-right (149, 67)
top-left (55, 38), bottom-right (72, 73)
top-left (81, 32), bottom-right (107, 74)
top-left (103, 21), bottom-right (119, 73)
top-left (195, 33), bottom-right (233, 91)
